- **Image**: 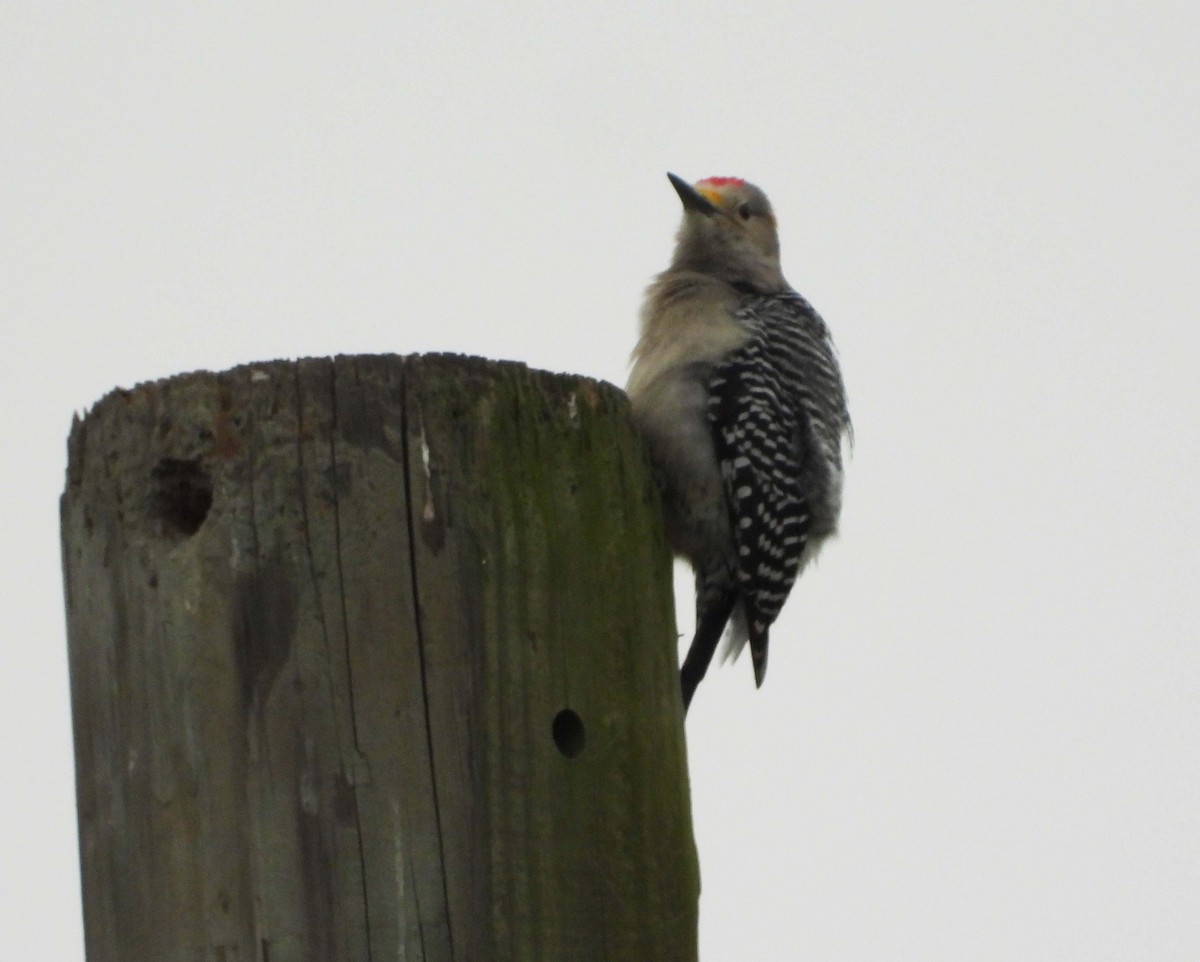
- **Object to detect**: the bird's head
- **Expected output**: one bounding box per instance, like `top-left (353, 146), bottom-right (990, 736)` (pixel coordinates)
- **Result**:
top-left (666, 173), bottom-right (785, 292)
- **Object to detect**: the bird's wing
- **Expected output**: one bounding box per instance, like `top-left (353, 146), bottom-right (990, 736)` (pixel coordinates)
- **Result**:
top-left (707, 319), bottom-right (812, 656)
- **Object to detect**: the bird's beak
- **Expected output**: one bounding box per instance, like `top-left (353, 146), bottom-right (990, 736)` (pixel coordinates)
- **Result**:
top-left (668, 172), bottom-right (720, 216)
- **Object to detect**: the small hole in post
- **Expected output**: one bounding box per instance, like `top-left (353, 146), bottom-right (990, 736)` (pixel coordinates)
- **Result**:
top-left (150, 458), bottom-right (213, 538)
top-left (552, 709), bottom-right (586, 759)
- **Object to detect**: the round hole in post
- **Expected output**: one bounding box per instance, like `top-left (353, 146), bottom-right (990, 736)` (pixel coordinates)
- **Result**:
top-left (551, 708), bottom-right (586, 759)
top-left (150, 457), bottom-right (213, 538)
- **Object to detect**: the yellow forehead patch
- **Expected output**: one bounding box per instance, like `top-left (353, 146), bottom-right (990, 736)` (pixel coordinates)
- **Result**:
top-left (697, 187), bottom-right (723, 206)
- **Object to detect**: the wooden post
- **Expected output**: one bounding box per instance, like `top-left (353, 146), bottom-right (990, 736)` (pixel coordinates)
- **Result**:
top-left (60, 354), bottom-right (699, 962)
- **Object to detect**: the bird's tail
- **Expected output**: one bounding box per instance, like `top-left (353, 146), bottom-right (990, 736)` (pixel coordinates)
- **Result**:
top-left (680, 588), bottom-right (735, 713)
top-left (749, 621), bottom-right (770, 688)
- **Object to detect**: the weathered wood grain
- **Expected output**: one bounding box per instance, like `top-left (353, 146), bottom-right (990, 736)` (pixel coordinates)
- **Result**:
top-left (61, 354), bottom-right (699, 962)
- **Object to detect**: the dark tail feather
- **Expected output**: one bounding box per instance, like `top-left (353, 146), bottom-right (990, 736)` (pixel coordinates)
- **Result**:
top-left (680, 590), bottom-right (736, 713)
top-left (750, 623), bottom-right (770, 688)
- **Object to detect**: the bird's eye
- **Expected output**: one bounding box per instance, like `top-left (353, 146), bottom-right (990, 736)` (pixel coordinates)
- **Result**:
top-left (738, 204), bottom-right (752, 220)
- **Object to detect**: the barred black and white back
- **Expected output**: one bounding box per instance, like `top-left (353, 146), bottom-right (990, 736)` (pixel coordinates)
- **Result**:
top-left (707, 290), bottom-right (851, 683)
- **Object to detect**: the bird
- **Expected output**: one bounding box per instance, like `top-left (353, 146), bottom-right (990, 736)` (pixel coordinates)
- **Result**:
top-left (626, 173), bottom-right (851, 711)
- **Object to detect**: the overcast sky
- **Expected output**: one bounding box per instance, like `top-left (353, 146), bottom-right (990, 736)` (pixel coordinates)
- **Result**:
top-left (3, 3), bottom-right (1198, 959)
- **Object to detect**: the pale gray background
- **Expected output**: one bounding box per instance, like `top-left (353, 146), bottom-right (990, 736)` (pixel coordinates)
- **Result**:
top-left (3, 3), bottom-right (1197, 959)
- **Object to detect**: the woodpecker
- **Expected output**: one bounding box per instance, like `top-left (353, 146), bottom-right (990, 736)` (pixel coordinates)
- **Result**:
top-left (627, 173), bottom-right (851, 712)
